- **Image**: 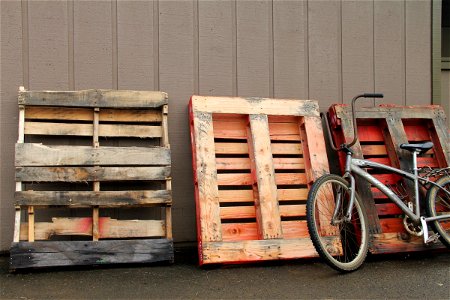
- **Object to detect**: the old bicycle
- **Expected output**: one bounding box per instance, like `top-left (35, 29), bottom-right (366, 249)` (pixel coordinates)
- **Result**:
top-left (306, 93), bottom-right (450, 272)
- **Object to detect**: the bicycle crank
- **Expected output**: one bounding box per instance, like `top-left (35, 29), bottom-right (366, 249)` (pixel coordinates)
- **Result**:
top-left (403, 215), bottom-right (423, 236)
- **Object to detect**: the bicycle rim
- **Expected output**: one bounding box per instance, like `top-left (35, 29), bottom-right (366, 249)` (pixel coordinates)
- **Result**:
top-left (426, 176), bottom-right (450, 247)
top-left (307, 175), bottom-right (369, 272)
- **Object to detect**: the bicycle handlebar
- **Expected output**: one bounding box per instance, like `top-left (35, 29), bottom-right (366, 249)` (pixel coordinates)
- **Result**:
top-left (325, 93), bottom-right (384, 151)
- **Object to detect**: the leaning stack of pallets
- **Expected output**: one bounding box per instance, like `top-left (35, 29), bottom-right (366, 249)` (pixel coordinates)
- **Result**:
top-left (328, 104), bottom-right (449, 253)
top-left (10, 87), bottom-right (174, 269)
top-left (189, 95), bottom-right (331, 265)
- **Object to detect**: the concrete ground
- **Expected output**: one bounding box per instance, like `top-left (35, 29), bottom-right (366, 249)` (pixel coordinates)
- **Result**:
top-left (0, 248), bottom-right (449, 299)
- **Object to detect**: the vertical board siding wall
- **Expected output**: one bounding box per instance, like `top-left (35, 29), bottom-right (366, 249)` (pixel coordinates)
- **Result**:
top-left (0, 0), bottom-right (432, 250)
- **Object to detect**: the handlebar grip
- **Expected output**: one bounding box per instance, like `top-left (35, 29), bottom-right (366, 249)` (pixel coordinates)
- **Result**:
top-left (363, 93), bottom-right (384, 98)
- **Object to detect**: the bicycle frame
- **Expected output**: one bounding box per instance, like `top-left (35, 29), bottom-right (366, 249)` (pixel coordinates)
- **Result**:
top-left (339, 151), bottom-right (450, 226)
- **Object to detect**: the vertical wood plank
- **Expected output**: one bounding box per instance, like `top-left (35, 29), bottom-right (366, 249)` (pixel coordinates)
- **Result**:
top-left (162, 104), bottom-right (172, 239)
top-left (236, 0), bottom-right (270, 97)
top-left (28, 0), bottom-right (69, 90)
top-left (193, 111), bottom-right (222, 242)
top-left (14, 102), bottom-right (26, 242)
top-left (301, 116), bottom-right (330, 181)
top-left (74, 0), bottom-right (113, 89)
top-left (27, 206), bottom-right (34, 242)
top-left (374, 0), bottom-right (405, 105)
top-left (384, 116), bottom-right (416, 201)
top-left (273, 0), bottom-right (308, 99)
top-left (339, 111), bottom-right (382, 234)
top-left (341, 0), bottom-right (374, 104)
top-left (198, 0), bottom-right (234, 96)
top-left (92, 108), bottom-right (100, 241)
top-left (308, 0), bottom-right (341, 108)
top-left (248, 114), bottom-right (282, 239)
top-left (405, 0), bottom-right (431, 105)
top-left (117, 0), bottom-right (154, 90)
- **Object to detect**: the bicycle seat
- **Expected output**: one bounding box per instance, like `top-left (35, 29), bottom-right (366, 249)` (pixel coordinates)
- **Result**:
top-left (400, 142), bottom-right (433, 154)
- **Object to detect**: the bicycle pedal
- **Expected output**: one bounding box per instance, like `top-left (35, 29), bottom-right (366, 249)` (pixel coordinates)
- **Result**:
top-left (425, 233), bottom-right (440, 244)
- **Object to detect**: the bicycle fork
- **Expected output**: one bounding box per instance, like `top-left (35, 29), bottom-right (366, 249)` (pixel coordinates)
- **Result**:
top-left (332, 151), bottom-right (357, 224)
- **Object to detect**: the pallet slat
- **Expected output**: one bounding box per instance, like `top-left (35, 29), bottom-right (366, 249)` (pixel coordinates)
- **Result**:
top-left (15, 144), bottom-right (171, 166)
top-left (25, 106), bottom-right (162, 122)
top-left (24, 122), bottom-right (162, 138)
top-left (10, 239), bottom-right (174, 269)
top-left (19, 218), bottom-right (165, 240)
top-left (16, 166), bottom-right (170, 182)
top-left (19, 89), bottom-right (168, 108)
top-left (15, 190), bottom-right (171, 206)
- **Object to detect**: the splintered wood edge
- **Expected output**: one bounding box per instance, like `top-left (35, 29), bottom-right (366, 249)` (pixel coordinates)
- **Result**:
top-left (19, 89), bottom-right (168, 108)
top-left (190, 95), bottom-right (320, 116)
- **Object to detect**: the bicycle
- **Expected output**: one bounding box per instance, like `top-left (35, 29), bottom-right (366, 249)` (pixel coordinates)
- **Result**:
top-left (306, 93), bottom-right (450, 272)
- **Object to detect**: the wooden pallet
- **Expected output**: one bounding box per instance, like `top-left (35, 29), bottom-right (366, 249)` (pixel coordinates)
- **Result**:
top-left (10, 87), bottom-right (174, 269)
top-left (328, 104), bottom-right (449, 254)
top-left (189, 95), bottom-right (330, 265)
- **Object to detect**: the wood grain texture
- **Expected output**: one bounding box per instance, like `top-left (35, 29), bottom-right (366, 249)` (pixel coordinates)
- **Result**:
top-left (19, 217), bottom-right (165, 240)
top-left (191, 95), bottom-right (319, 117)
top-left (16, 166), bottom-right (170, 182)
top-left (24, 122), bottom-right (162, 138)
top-left (15, 190), bottom-right (171, 206)
top-left (10, 239), bottom-right (174, 269)
top-left (201, 238), bottom-right (339, 264)
top-left (25, 107), bottom-right (162, 122)
top-left (19, 89), bottom-right (168, 108)
top-left (248, 114), bottom-right (282, 239)
top-left (370, 233), bottom-right (444, 254)
top-left (15, 144), bottom-right (171, 166)
top-left (192, 111), bottom-right (222, 242)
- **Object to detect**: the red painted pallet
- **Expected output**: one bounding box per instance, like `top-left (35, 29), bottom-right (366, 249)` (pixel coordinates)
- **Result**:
top-left (328, 104), bottom-right (449, 254)
top-left (189, 95), bottom-right (330, 265)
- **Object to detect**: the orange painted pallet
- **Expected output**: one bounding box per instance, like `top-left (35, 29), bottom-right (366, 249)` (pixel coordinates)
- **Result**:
top-left (189, 95), bottom-right (329, 265)
top-left (11, 87), bottom-right (174, 269)
top-left (328, 104), bottom-right (449, 254)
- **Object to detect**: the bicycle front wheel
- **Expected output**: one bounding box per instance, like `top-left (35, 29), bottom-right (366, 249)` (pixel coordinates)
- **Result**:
top-left (426, 175), bottom-right (450, 248)
top-left (306, 174), bottom-right (369, 272)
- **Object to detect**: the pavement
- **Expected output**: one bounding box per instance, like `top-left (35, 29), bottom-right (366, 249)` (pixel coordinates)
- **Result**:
top-left (0, 247), bottom-right (449, 299)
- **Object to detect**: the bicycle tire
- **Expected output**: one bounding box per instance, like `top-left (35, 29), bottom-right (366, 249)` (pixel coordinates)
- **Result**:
top-left (306, 174), bottom-right (369, 272)
top-left (426, 175), bottom-right (450, 248)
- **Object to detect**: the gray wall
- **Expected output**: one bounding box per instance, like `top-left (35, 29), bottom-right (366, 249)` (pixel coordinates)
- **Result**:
top-left (0, 0), bottom-right (432, 251)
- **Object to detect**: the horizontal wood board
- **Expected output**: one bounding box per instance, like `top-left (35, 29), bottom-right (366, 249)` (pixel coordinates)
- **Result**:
top-left (190, 95), bottom-right (330, 265)
top-left (328, 104), bottom-right (449, 254)
top-left (10, 239), bottom-right (174, 269)
top-left (12, 89), bottom-right (173, 269)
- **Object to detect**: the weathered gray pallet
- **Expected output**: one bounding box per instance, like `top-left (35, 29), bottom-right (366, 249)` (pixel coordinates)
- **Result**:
top-left (11, 87), bottom-right (173, 269)
top-left (10, 239), bottom-right (174, 269)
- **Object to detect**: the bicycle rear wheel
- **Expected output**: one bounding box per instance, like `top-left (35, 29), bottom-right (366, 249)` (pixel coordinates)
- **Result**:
top-left (426, 175), bottom-right (450, 247)
top-left (306, 174), bottom-right (369, 272)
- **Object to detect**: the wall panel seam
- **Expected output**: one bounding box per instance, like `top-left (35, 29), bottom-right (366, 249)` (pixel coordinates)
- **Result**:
top-left (153, 0), bottom-right (160, 91)
top-left (305, 0), bottom-right (309, 99)
top-left (112, 0), bottom-right (118, 89)
top-left (269, 0), bottom-right (274, 98)
top-left (232, 0), bottom-right (238, 96)
top-left (68, 0), bottom-right (75, 90)
top-left (404, 0), bottom-right (408, 105)
top-left (21, 0), bottom-right (29, 89)
top-left (338, 0), bottom-right (343, 103)
top-left (194, 0), bottom-right (199, 94)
